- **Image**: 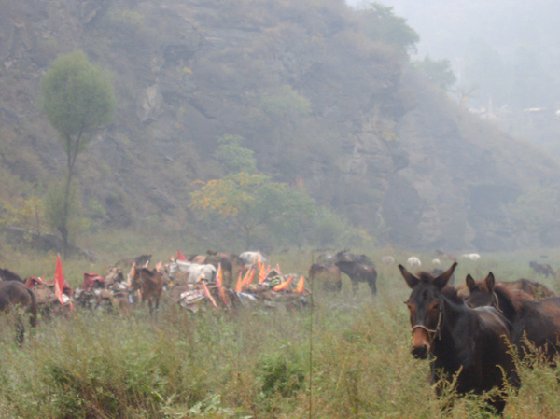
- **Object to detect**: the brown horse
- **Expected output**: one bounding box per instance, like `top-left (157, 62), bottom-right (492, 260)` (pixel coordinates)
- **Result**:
top-left (506, 278), bottom-right (555, 299)
top-left (466, 272), bottom-right (560, 362)
top-left (400, 263), bottom-right (519, 414)
top-left (0, 281), bottom-right (37, 344)
top-left (334, 251), bottom-right (377, 295)
top-left (529, 260), bottom-right (554, 278)
top-left (130, 264), bottom-right (163, 315)
top-left (309, 263), bottom-right (342, 292)
top-left (0, 268), bottom-right (24, 283)
top-left (457, 277), bottom-right (554, 300)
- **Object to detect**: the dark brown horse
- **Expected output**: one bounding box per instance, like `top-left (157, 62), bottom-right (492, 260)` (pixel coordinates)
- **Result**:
top-left (506, 278), bottom-right (554, 299)
top-left (0, 281), bottom-right (37, 344)
top-left (0, 268), bottom-right (24, 283)
top-left (400, 263), bottom-right (519, 414)
top-left (529, 260), bottom-right (554, 278)
top-left (334, 250), bottom-right (377, 295)
top-left (457, 277), bottom-right (554, 301)
top-left (130, 264), bottom-right (163, 315)
top-left (466, 272), bottom-right (560, 361)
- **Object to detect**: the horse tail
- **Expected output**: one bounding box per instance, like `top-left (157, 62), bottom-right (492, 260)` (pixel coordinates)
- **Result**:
top-left (26, 288), bottom-right (37, 328)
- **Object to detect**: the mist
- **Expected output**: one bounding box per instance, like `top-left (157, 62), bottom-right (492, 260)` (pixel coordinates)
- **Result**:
top-left (349, 0), bottom-right (560, 155)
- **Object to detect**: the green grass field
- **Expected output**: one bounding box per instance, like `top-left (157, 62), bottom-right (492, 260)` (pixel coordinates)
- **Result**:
top-left (1, 237), bottom-right (560, 418)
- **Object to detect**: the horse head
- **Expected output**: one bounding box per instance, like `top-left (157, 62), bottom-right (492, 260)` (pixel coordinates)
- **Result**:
top-left (465, 272), bottom-right (497, 308)
top-left (400, 262), bottom-right (457, 358)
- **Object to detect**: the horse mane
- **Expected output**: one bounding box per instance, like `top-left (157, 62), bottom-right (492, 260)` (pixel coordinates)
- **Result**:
top-left (441, 285), bottom-right (464, 304)
top-left (0, 268), bottom-right (23, 282)
top-left (494, 284), bottom-right (525, 315)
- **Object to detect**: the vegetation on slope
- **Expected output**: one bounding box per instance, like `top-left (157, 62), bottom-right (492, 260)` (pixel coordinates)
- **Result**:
top-left (1, 0), bottom-right (560, 253)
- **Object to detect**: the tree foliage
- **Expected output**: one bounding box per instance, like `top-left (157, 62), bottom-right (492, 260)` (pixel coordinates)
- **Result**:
top-left (414, 56), bottom-right (456, 90)
top-left (214, 134), bottom-right (258, 174)
top-left (360, 3), bottom-right (419, 52)
top-left (41, 50), bottom-right (116, 147)
top-left (190, 137), bottom-right (372, 249)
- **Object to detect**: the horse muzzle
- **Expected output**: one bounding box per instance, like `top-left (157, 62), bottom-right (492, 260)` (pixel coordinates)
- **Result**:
top-left (411, 344), bottom-right (429, 359)
top-left (411, 327), bottom-right (430, 359)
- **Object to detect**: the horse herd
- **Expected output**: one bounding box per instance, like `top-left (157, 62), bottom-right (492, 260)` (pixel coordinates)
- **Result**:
top-left (1, 251), bottom-right (559, 414)
top-left (400, 262), bottom-right (560, 414)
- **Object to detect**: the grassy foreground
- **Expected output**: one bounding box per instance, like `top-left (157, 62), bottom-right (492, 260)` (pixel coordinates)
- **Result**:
top-left (0, 244), bottom-right (560, 417)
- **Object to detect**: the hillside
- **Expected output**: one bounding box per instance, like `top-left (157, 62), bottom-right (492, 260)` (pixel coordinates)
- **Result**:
top-left (1, 0), bottom-right (559, 252)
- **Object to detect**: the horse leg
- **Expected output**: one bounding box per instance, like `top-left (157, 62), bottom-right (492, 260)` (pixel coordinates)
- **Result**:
top-left (351, 278), bottom-right (359, 296)
top-left (15, 314), bottom-right (24, 346)
top-left (336, 270), bottom-right (342, 292)
top-left (369, 278), bottom-right (377, 296)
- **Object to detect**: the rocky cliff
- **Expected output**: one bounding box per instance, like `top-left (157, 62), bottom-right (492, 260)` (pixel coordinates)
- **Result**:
top-left (1, 0), bottom-right (559, 251)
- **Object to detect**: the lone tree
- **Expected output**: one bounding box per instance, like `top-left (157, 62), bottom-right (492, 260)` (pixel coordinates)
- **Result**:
top-left (41, 50), bottom-right (115, 255)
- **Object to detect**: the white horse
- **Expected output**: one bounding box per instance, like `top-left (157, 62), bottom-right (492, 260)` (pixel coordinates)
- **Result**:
top-left (461, 253), bottom-right (481, 261)
top-left (431, 258), bottom-right (442, 267)
top-left (406, 257), bottom-right (422, 269)
top-left (239, 251), bottom-right (266, 269)
top-left (382, 256), bottom-right (396, 265)
top-left (167, 260), bottom-right (216, 283)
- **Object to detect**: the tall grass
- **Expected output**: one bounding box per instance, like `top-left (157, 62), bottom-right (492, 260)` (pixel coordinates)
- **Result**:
top-left (0, 242), bottom-right (560, 417)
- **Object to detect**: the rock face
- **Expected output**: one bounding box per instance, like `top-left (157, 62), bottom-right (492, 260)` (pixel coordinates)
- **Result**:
top-left (1, 0), bottom-right (559, 251)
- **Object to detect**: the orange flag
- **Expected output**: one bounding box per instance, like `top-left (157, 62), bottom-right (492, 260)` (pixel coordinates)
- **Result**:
top-left (295, 275), bottom-right (305, 295)
top-left (54, 254), bottom-right (65, 304)
top-left (235, 271), bottom-right (244, 293)
top-left (216, 263), bottom-right (223, 287)
top-left (202, 281), bottom-right (218, 308)
top-left (216, 263), bottom-right (230, 306)
top-left (243, 268), bottom-right (256, 287)
top-left (258, 262), bottom-right (267, 284)
top-left (273, 275), bottom-right (293, 292)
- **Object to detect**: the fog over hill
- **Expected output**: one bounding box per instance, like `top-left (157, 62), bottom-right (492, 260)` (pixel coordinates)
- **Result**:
top-left (349, 0), bottom-right (560, 155)
top-left (1, 0), bottom-right (560, 252)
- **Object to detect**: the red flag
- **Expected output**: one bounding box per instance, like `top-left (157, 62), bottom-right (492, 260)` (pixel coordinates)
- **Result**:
top-left (54, 254), bottom-right (65, 304)
top-left (176, 250), bottom-right (187, 261)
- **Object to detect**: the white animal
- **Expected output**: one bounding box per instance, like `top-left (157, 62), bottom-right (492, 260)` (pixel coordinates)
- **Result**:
top-left (167, 260), bottom-right (216, 283)
top-left (239, 251), bottom-right (266, 268)
top-left (461, 253), bottom-right (481, 261)
top-left (431, 258), bottom-right (442, 267)
top-left (382, 256), bottom-right (396, 265)
top-left (407, 257), bottom-right (422, 269)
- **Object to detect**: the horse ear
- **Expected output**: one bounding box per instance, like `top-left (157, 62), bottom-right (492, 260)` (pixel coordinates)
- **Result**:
top-left (434, 262), bottom-right (458, 288)
top-left (399, 264), bottom-right (418, 288)
top-left (466, 274), bottom-right (476, 291)
top-left (484, 272), bottom-right (496, 291)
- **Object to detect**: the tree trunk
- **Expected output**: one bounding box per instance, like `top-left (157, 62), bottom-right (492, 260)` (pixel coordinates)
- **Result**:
top-left (60, 160), bottom-right (73, 257)
top-left (60, 133), bottom-right (81, 257)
